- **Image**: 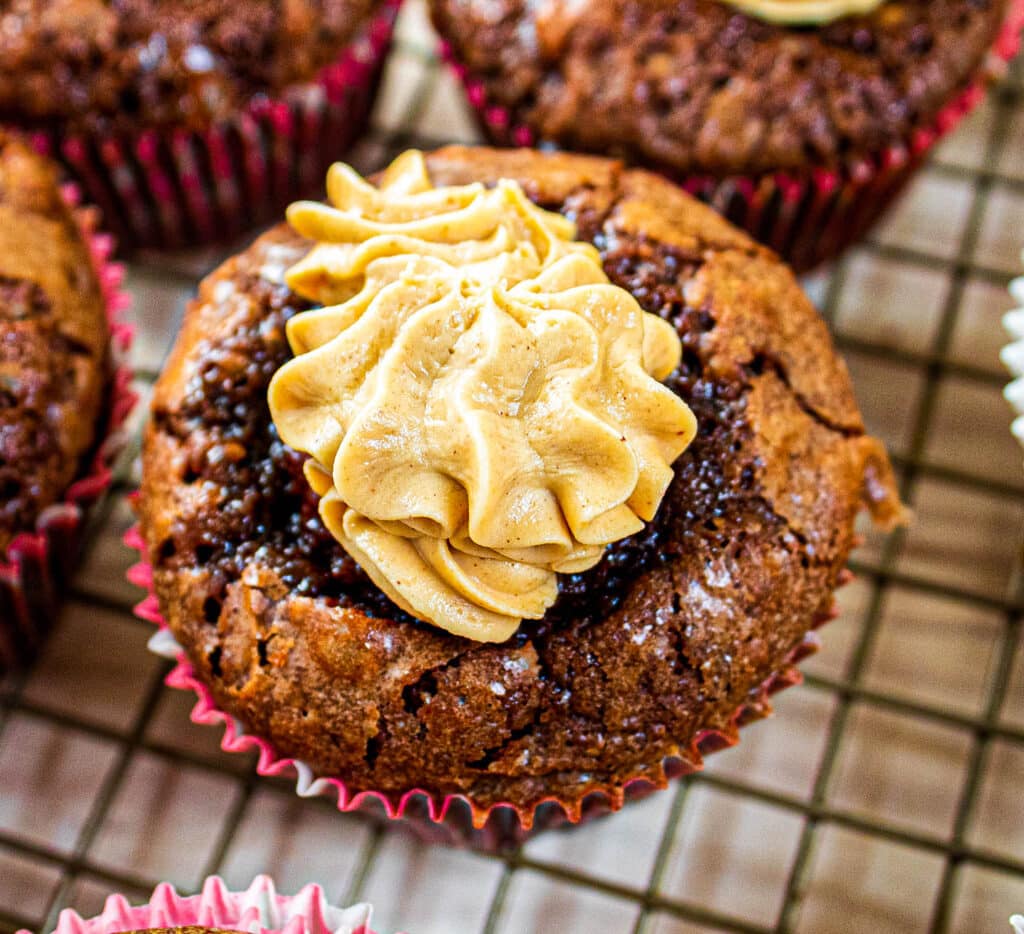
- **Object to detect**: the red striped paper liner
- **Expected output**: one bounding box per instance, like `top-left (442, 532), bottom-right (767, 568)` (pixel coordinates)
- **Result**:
top-left (440, 0), bottom-right (1024, 272)
top-left (19, 0), bottom-right (400, 253)
top-left (0, 184), bottom-right (136, 670)
top-left (126, 519), bottom-right (845, 849)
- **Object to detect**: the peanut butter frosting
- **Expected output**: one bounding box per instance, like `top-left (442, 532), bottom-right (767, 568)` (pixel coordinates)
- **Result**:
top-left (268, 151), bottom-right (697, 642)
top-left (719, 0), bottom-right (885, 23)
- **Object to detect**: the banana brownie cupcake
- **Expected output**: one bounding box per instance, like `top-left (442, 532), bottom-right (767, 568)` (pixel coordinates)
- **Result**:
top-left (0, 0), bottom-right (400, 250)
top-left (0, 133), bottom-right (133, 668)
top-left (432, 0), bottom-right (1024, 270)
top-left (135, 145), bottom-right (902, 842)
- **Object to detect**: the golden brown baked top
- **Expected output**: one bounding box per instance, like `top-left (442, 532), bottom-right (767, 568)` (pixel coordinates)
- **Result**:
top-left (0, 134), bottom-right (109, 551)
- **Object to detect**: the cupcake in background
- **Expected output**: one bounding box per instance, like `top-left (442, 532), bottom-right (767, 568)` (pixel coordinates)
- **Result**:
top-left (0, 134), bottom-right (134, 670)
top-left (0, 0), bottom-right (400, 251)
top-left (431, 0), bottom-right (1024, 271)
top-left (1003, 251), bottom-right (1024, 458)
top-left (20, 876), bottom-right (381, 934)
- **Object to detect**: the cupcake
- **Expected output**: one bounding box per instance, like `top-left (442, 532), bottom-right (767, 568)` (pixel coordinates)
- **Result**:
top-left (0, 0), bottom-right (400, 251)
top-left (133, 145), bottom-right (902, 846)
top-left (0, 134), bottom-right (134, 669)
top-left (1003, 250), bottom-right (1024, 459)
top-left (25, 875), bottom-right (378, 934)
top-left (431, 0), bottom-right (1024, 271)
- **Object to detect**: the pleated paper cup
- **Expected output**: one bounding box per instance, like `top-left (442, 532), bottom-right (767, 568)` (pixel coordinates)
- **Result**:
top-left (21, 875), bottom-right (382, 934)
top-left (1002, 251), bottom-right (1024, 460)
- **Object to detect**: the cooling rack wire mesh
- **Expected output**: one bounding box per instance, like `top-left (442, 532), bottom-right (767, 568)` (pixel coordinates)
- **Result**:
top-left (1, 3), bottom-right (1023, 932)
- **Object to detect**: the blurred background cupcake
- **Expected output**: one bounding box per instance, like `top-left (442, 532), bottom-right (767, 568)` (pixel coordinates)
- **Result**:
top-left (0, 0), bottom-right (401, 252)
top-left (0, 134), bottom-right (134, 670)
top-left (431, 0), bottom-right (1024, 271)
top-left (24, 875), bottom-right (381, 934)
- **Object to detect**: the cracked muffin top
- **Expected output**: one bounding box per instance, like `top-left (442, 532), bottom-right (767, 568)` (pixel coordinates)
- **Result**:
top-left (138, 146), bottom-right (901, 817)
top-left (0, 0), bottom-right (378, 135)
top-left (0, 134), bottom-right (109, 553)
top-left (429, 0), bottom-right (1011, 175)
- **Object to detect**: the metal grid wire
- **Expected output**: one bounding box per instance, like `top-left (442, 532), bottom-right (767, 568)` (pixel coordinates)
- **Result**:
top-left (0, 9), bottom-right (1022, 932)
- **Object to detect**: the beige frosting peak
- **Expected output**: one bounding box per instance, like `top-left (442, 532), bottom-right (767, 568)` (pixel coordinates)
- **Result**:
top-left (269, 151), bottom-right (696, 643)
top-left (719, 0), bottom-right (884, 23)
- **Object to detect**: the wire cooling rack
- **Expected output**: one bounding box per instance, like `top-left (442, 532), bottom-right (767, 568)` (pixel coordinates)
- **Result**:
top-left (1, 3), bottom-right (1023, 932)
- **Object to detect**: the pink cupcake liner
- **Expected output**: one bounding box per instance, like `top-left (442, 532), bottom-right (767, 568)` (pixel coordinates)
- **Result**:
top-left (125, 521), bottom-right (844, 849)
top-left (19, 0), bottom-right (400, 253)
top-left (20, 875), bottom-right (382, 934)
top-left (442, 0), bottom-right (1024, 272)
top-left (0, 185), bottom-right (136, 671)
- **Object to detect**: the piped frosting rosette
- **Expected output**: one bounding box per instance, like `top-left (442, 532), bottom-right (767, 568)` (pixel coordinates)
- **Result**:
top-left (1003, 252), bottom-right (1024, 459)
top-left (269, 151), bottom-right (696, 642)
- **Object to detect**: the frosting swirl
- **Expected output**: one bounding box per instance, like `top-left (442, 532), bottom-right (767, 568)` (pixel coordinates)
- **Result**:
top-left (719, 0), bottom-right (885, 24)
top-left (269, 151), bottom-right (696, 642)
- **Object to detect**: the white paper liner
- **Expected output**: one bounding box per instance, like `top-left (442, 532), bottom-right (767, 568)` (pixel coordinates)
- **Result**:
top-left (1002, 251), bottom-right (1024, 456)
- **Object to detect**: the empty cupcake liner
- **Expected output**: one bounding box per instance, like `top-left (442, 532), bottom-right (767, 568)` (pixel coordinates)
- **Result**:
top-left (20, 0), bottom-right (400, 252)
top-left (126, 521), bottom-right (843, 849)
top-left (441, 0), bottom-right (1024, 272)
top-left (0, 184), bottom-right (136, 670)
top-left (22, 875), bottom-right (379, 934)
top-left (1002, 249), bottom-right (1024, 458)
